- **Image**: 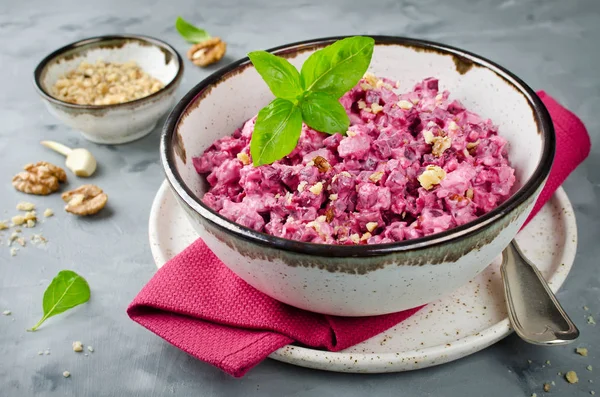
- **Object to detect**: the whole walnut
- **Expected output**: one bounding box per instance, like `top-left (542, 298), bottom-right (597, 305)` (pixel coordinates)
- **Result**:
top-left (12, 162), bottom-right (67, 195)
top-left (186, 37), bottom-right (227, 67)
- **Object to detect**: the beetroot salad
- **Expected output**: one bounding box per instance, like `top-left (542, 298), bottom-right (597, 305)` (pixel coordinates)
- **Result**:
top-left (193, 75), bottom-right (516, 245)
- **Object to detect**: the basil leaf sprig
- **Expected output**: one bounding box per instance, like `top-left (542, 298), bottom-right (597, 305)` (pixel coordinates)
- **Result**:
top-left (28, 270), bottom-right (90, 331)
top-left (248, 36), bottom-right (375, 166)
top-left (175, 16), bottom-right (211, 43)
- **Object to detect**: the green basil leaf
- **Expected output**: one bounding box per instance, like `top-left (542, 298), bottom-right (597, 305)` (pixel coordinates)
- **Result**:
top-left (301, 36), bottom-right (375, 98)
top-left (248, 51), bottom-right (303, 100)
top-left (175, 16), bottom-right (211, 44)
top-left (250, 99), bottom-right (302, 166)
top-left (300, 92), bottom-right (349, 134)
top-left (28, 270), bottom-right (90, 331)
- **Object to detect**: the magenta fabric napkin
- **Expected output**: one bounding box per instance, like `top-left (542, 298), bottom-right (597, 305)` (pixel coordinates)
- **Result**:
top-left (128, 92), bottom-right (590, 378)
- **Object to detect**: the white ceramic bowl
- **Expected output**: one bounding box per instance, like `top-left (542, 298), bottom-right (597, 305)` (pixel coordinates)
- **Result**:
top-left (34, 35), bottom-right (183, 144)
top-left (161, 36), bottom-right (555, 316)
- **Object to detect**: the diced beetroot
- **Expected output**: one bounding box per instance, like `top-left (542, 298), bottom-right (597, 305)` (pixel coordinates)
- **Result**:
top-left (194, 76), bottom-right (515, 244)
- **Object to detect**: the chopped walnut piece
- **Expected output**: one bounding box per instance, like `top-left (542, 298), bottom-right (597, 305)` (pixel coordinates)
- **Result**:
top-left (0, 221), bottom-right (8, 230)
top-left (349, 233), bottom-right (360, 244)
top-left (432, 136), bottom-right (452, 157)
top-left (72, 341), bottom-right (84, 352)
top-left (369, 171), bottom-right (384, 183)
top-left (360, 232), bottom-right (372, 241)
top-left (297, 181), bottom-right (307, 192)
top-left (366, 222), bottom-right (378, 232)
top-left (16, 202), bottom-right (35, 211)
top-left (43, 208), bottom-right (54, 218)
top-left (371, 103), bottom-right (384, 114)
top-left (328, 193), bottom-right (338, 201)
top-left (565, 371), bottom-right (579, 384)
top-left (61, 185), bottom-right (108, 216)
top-left (11, 215), bottom-right (25, 226)
top-left (418, 165), bottom-right (446, 190)
top-left (309, 182), bottom-right (324, 195)
top-left (325, 207), bottom-right (335, 223)
top-left (186, 37), bottom-right (227, 67)
top-left (236, 152), bottom-right (250, 165)
top-left (26, 219), bottom-right (35, 228)
top-left (466, 188), bottom-right (474, 199)
top-left (313, 156), bottom-right (331, 173)
top-left (12, 162), bottom-right (66, 195)
top-left (576, 347), bottom-right (589, 356)
top-left (397, 100), bottom-right (413, 110)
top-left (24, 211), bottom-right (37, 222)
top-left (543, 383), bottom-right (551, 392)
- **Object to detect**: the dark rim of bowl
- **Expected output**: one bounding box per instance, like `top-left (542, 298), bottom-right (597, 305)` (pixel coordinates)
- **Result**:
top-left (33, 34), bottom-right (184, 110)
top-left (161, 35), bottom-right (555, 258)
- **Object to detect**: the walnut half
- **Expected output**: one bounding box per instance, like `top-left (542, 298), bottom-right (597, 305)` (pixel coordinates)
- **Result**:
top-left (12, 162), bottom-right (67, 195)
top-left (61, 185), bottom-right (108, 216)
top-left (186, 37), bottom-right (227, 67)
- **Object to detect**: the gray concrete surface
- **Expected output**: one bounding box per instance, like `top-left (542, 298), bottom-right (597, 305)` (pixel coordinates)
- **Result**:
top-left (0, 0), bottom-right (598, 395)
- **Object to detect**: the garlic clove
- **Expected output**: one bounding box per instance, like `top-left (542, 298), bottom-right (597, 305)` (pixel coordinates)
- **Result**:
top-left (41, 141), bottom-right (97, 177)
top-left (65, 148), bottom-right (97, 177)
top-left (41, 141), bottom-right (73, 156)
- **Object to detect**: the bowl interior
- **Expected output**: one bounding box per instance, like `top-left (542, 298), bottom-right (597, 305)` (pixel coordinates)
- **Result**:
top-left (38, 36), bottom-right (180, 100)
top-left (172, 39), bottom-right (544, 207)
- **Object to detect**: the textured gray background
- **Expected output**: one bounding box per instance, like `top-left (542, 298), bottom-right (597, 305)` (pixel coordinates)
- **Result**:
top-left (0, 0), bottom-right (598, 396)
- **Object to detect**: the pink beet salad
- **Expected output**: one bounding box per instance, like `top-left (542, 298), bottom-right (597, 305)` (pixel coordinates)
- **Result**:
top-left (193, 75), bottom-right (516, 245)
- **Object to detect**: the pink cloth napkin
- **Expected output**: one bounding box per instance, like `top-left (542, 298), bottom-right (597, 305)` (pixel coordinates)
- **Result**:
top-left (128, 92), bottom-right (590, 378)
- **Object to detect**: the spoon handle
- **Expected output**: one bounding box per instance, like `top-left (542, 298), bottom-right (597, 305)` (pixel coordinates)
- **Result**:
top-left (501, 240), bottom-right (579, 345)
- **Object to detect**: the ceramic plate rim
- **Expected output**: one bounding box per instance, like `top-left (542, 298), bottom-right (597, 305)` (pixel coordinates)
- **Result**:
top-left (148, 180), bottom-right (577, 373)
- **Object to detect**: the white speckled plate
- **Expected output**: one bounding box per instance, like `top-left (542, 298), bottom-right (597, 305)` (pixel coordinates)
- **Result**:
top-left (149, 180), bottom-right (577, 373)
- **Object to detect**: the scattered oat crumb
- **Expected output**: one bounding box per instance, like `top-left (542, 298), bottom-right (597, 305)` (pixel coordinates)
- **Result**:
top-left (531, 393), bottom-right (537, 397)
top-left (0, 221), bottom-right (8, 230)
top-left (558, 372), bottom-right (562, 376)
top-left (587, 315), bottom-right (596, 325)
top-left (16, 237), bottom-right (25, 247)
top-left (84, 353), bottom-right (88, 357)
top-left (44, 350), bottom-right (51, 355)
top-left (551, 381), bottom-right (556, 386)
top-left (2, 310), bottom-right (11, 315)
top-left (591, 391), bottom-right (595, 395)
top-left (546, 360), bottom-right (551, 365)
top-left (87, 346), bottom-right (94, 353)
top-left (577, 347), bottom-right (589, 356)
top-left (16, 202), bottom-right (35, 211)
top-left (43, 208), bottom-right (54, 218)
top-left (543, 383), bottom-right (551, 392)
top-left (565, 371), bottom-right (579, 384)
top-left (62, 371), bottom-right (70, 378)
top-left (10, 247), bottom-right (18, 256)
top-left (26, 219), bottom-right (35, 228)
top-left (37, 351), bottom-right (43, 355)
top-left (584, 306), bottom-right (589, 311)
top-left (72, 341), bottom-right (83, 352)
top-left (588, 365), bottom-right (593, 371)
top-left (528, 359), bottom-right (533, 364)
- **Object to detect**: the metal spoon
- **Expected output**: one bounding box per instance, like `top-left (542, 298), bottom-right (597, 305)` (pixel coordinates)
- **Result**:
top-left (501, 240), bottom-right (579, 345)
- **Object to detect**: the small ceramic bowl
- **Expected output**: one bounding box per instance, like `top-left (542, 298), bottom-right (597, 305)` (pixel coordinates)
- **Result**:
top-left (34, 35), bottom-right (183, 144)
top-left (161, 36), bottom-right (555, 316)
